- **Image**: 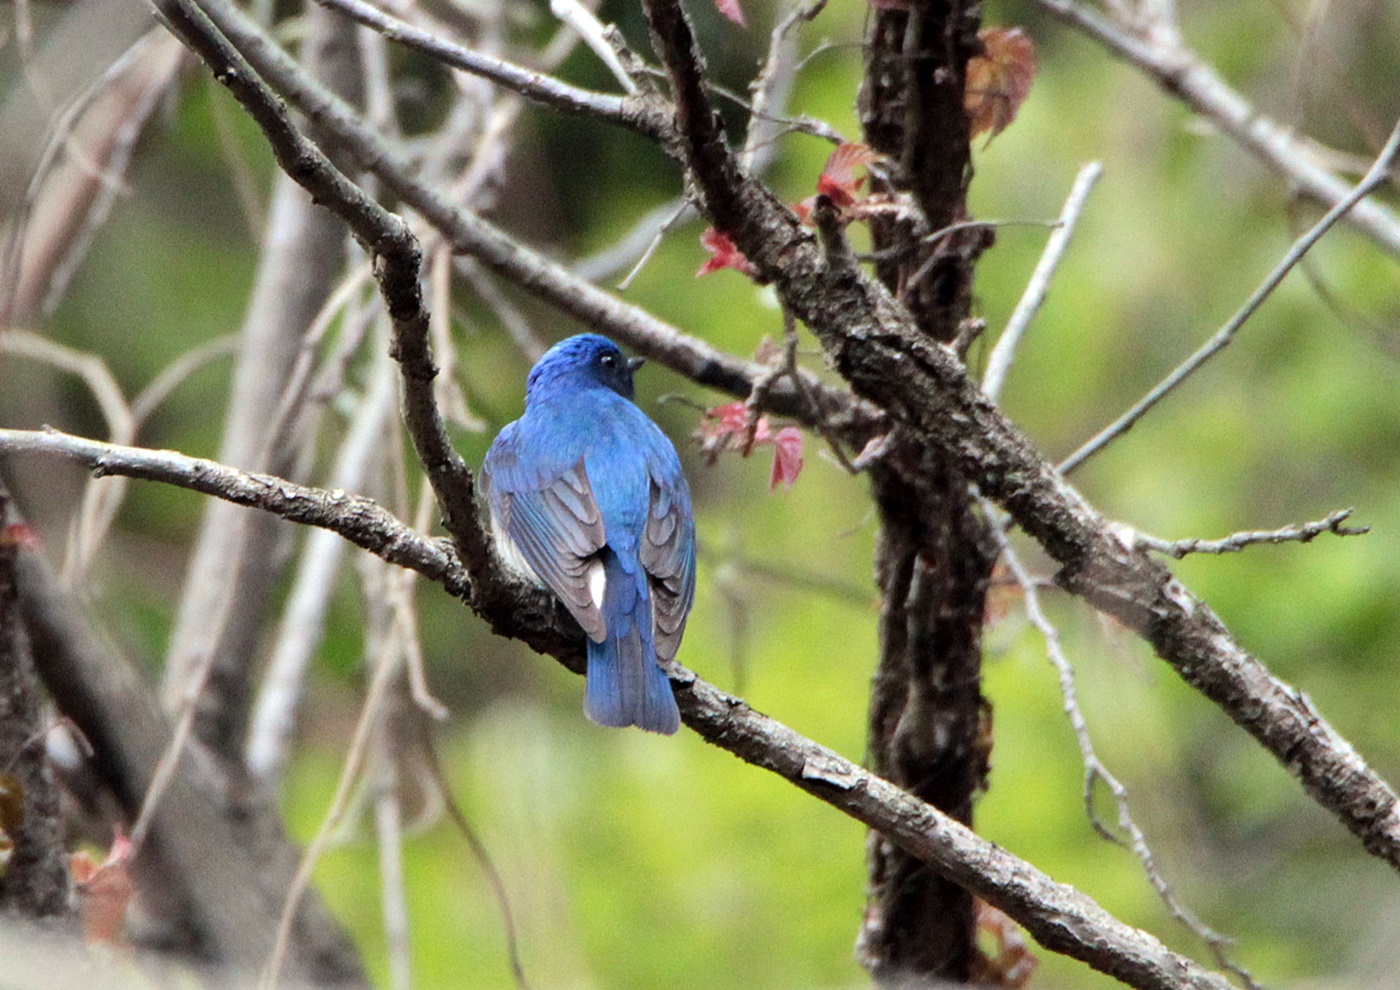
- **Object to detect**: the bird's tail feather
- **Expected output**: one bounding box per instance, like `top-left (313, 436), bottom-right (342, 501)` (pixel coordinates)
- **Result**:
top-left (584, 559), bottom-right (679, 735)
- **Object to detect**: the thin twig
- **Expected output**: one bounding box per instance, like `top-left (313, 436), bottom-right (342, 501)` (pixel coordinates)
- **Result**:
top-left (990, 516), bottom-right (1259, 988)
top-left (616, 198), bottom-right (694, 291)
top-left (983, 162), bottom-right (1102, 401)
top-left (424, 737), bottom-right (534, 990)
top-left (245, 335), bottom-right (402, 785)
top-left (1135, 508), bottom-right (1367, 559)
top-left (570, 197), bottom-right (694, 284)
top-left (1059, 120), bottom-right (1400, 475)
top-left (129, 334), bottom-right (239, 424)
top-left (372, 737), bottom-right (412, 990)
top-left (259, 605), bottom-right (406, 990)
top-left (904, 218), bottom-right (1064, 291)
top-left (741, 0), bottom-right (827, 172)
top-left (549, 0), bottom-right (639, 95)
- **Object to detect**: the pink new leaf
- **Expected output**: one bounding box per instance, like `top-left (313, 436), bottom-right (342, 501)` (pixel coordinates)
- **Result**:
top-left (815, 142), bottom-right (878, 210)
top-left (697, 228), bottom-right (755, 278)
top-left (768, 427), bottom-right (804, 492)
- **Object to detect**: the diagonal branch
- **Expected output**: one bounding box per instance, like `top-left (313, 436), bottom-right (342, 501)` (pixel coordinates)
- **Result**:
top-left (1036, 0), bottom-right (1400, 259)
top-left (154, 0), bottom-right (492, 589)
top-left (188, 0), bottom-right (882, 441)
top-left (1058, 120), bottom-right (1400, 475)
top-left (0, 426), bottom-right (1230, 990)
top-left (312, 0), bottom-right (672, 142)
top-left (638, 0), bottom-right (1400, 875)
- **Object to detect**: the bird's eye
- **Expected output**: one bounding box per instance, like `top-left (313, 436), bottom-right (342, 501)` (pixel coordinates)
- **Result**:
top-left (600, 354), bottom-right (616, 368)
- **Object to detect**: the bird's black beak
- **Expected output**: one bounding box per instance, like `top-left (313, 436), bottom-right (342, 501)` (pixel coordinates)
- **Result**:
top-left (628, 356), bottom-right (646, 372)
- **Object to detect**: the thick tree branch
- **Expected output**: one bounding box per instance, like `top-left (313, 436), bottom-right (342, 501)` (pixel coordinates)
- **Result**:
top-left (637, 0), bottom-right (1400, 874)
top-left (186, 0), bottom-right (883, 441)
top-left (0, 427), bottom-right (1230, 990)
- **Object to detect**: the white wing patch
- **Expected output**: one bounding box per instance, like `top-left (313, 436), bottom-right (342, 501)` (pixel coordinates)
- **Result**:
top-left (587, 558), bottom-right (607, 610)
top-left (491, 511), bottom-right (544, 586)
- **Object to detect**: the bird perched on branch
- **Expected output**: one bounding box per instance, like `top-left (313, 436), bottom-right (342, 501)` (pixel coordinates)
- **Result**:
top-left (481, 334), bottom-right (696, 735)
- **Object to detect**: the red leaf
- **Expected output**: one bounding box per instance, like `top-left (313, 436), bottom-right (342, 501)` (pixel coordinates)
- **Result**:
top-left (699, 402), bottom-right (755, 443)
top-left (965, 27), bottom-right (1037, 142)
top-left (696, 228), bottom-right (755, 278)
top-left (714, 0), bottom-right (746, 27)
top-left (768, 426), bottom-right (804, 492)
top-left (815, 142), bottom-right (878, 209)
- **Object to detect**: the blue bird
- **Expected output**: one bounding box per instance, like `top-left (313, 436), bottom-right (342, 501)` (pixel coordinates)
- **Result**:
top-left (481, 334), bottom-right (696, 735)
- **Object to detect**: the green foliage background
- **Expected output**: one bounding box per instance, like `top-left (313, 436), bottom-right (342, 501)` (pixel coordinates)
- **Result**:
top-left (3, 0), bottom-right (1399, 987)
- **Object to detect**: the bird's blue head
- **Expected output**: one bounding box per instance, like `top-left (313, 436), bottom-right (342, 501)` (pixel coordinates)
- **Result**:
top-left (526, 334), bottom-right (642, 402)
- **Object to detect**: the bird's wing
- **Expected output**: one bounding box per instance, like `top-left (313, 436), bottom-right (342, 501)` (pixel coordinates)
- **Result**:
top-left (640, 472), bottom-right (696, 662)
top-left (483, 442), bottom-right (609, 642)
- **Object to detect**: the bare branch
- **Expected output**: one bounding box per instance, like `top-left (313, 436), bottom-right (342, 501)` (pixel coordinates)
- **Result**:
top-left (187, 0), bottom-right (882, 439)
top-left (983, 161), bottom-right (1102, 402)
top-left (244, 339), bottom-right (401, 786)
top-left (259, 598), bottom-right (405, 990)
top-left (1135, 508), bottom-right (1368, 559)
top-left (740, 0), bottom-right (827, 172)
top-left (313, 0), bottom-right (669, 140)
top-left (0, 425), bottom-right (1233, 990)
top-left (549, 0), bottom-right (640, 95)
top-left (1037, 0), bottom-right (1400, 258)
top-left (0, 329), bottom-right (135, 581)
top-left (1058, 119), bottom-right (1400, 475)
top-left (637, 0), bottom-right (1400, 879)
top-left (993, 522), bottom-right (1257, 987)
top-left (0, 428), bottom-right (465, 593)
top-left (11, 516), bottom-right (368, 982)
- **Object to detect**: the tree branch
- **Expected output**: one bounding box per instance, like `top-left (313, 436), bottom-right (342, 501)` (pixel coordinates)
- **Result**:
top-left (312, 0), bottom-right (671, 142)
top-left (153, 0), bottom-right (492, 594)
top-left (10, 510), bottom-right (367, 983)
top-left (184, 0), bottom-right (883, 442)
top-left (1058, 120), bottom-right (1400, 475)
top-left (1135, 508), bottom-right (1368, 559)
top-left (636, 0), bottom-right (1400, 876)
top-left (1036, 0), bottom-right (1400, 259)
top-left (0, 426), bottom-right (1231, 990)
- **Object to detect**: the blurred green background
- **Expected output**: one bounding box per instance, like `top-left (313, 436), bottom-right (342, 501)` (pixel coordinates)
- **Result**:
top-left (3, 0), bottom-right (1400, 987)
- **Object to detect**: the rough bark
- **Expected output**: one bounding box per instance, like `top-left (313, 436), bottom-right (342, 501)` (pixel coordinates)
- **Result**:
top-left (855, 3), bottom-right (996, 983)
top-left (0, 486), bottom-right (71, 920)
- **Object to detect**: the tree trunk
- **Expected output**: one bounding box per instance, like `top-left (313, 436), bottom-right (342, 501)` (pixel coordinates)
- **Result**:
top-left (856, 2), bottom-right (998, 983)
top-left (0, 485), bottom-right (71, 921)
